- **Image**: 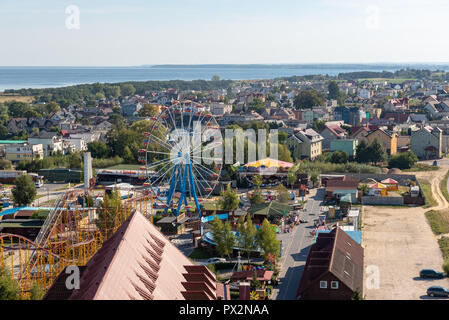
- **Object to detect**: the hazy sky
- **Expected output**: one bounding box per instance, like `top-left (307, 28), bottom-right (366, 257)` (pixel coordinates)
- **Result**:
top-left (1, 0), bottom-right (449, 66)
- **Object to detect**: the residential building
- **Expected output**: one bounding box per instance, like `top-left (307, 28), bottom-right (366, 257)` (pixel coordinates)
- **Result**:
top-left (320, 125), bottom-right (347, 150)
top-left (28, 131), bottom-right (63, 156)
top-left (296, 227), bottom-right (364, 300)
top-left (365, 128), bottom-right (398, 156)
top-left (330, 139), bottom-right (358, 158)
top-left (5, 143), bottom-right (44, 162)
top-left (410, 126), bottom-right (443, 159)
top-left (287, 128), bottom-right (324, 160)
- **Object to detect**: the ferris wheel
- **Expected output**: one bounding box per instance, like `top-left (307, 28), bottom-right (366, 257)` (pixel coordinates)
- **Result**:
top-left (139, 101), bottom-right (222, 217)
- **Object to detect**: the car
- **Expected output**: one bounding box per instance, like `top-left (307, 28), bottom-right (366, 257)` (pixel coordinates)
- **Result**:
top-left (427, 286), bottom-right (449, 297)
top-left (207, 257), bottom-right (226, 264)
top-left (420, 269), bottom-right (445, 279)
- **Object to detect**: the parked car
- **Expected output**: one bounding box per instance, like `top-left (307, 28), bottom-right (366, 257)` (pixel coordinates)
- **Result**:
top-left (207, 257), bottom-right (227, 264)
top-left (420, 269), bottom-right (445, 279)
top-left (427, 286), bottom-right (449, 297)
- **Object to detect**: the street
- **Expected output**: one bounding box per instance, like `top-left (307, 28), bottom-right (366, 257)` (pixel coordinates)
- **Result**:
top-left (273, 188), bottom-right (326, 300)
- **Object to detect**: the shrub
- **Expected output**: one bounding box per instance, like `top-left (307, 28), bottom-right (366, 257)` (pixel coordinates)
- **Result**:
top-left (443, 260), bottom-right (449, 276)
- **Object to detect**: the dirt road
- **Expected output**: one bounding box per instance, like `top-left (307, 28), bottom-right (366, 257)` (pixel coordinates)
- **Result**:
top-left (363, 168), bottom-right (449, 300)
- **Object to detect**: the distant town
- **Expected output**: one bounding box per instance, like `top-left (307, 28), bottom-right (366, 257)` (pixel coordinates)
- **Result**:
top-left (1, 68), bottom-right (449, 301)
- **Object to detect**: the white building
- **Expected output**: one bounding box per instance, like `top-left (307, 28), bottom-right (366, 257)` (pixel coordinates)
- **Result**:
top-left (5, 143), bottom-right (43, 162)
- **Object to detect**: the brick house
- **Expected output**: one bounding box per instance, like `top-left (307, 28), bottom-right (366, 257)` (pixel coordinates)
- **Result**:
top-left (296, 227), bottom-right (364, 300)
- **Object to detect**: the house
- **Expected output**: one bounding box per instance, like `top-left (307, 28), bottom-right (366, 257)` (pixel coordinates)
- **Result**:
top-left (330, 139), bottom-right (358, 158)
top-left (365, 128), bottom-right (398, 156)
top-left (358, 88), bottom-right (371, 99)
top-left (383, 98), bottom-right (409, 112)
top-left (287, 129), bottom-right (324, 161)
top-left (410, 126), bottom-right (442, 159)
top-left (28, 131), bottom-right (63, 156)
top-left (122, 101), bottom-right (143, 117)
top-left (325, 177), bottom-right (360, 203)
top-left (5, 143), bottom-right (44, 162)
top-left (209, 102), bottom-right (232, 116)
top-left (320, 125), bottom-right (347, 150)
top-left (296, 227), bottom-right (364, 300)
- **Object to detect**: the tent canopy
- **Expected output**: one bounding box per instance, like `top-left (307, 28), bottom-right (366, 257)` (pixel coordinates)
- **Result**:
top-left (370, 183), bottom-right (387, 189)
top-left (381, 178), bottom-right (398, 184)
top-left (248, 201), bottom-right (291, 217)
top-left (243, 158), bottom-right (293, 169)
top-left (340, 193), bottom-right (352, 203)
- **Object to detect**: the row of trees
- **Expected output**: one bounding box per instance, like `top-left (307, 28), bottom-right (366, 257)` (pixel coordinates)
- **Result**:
top-left (211, 214), bottom-right (280, 264)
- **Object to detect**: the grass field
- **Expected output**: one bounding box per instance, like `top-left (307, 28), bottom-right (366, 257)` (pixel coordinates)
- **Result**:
top-left (425, 210), bottom-right (449, 235)
top-left (403, 163), bottom-right (440, 172)
top-left (438, 237), bottom-right (449, 261)
top-left (419, 179), bottom-right (438, 208)
top-left (105, 164), bottom-right (143, 170)
top-left (0, 94), bottom-right (34, 103)
top-left (440, 169), bottom-right (449, 202)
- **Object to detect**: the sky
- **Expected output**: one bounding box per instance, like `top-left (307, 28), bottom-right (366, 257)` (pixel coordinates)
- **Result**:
top-left (1, 0), bottom-right (449, 66)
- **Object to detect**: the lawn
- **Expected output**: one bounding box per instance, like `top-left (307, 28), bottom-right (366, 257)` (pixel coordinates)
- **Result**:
top-left (105, 164), bottom-right (143, 170)
top-left (0, 94), bottom-right (34, 103)
top-left (440, 169), bottom-right (449, 203)
top-left (437, 237), bottom-right (449, 261)
top-left (425, 210), bottom-right (449, 235)
top-left (403, 163), bottom-right (439, 172)
top-left (419, 179), bottom-right (437, 208)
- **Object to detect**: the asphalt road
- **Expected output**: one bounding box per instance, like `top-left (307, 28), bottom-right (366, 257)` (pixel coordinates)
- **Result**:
top-left (273, 188), bottom-right (326, 300)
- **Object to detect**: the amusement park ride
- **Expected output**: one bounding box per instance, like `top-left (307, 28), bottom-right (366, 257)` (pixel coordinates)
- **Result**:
top-left (0, 101), bottom-right (222, 298)
top-left (140, 101), bottom-right (222, 217)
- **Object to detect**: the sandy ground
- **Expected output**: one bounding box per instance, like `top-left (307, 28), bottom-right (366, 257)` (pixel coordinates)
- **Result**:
top-left (363, 167), bottom-right (449, 300)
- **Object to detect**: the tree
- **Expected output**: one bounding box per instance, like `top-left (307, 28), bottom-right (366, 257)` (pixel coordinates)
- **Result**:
top-left (250, 270), bottom-right (262, 291)
top-left (95, 188), bottom-right (123, 236)
top-left (0, 124), bottom-right (9, 139)
top-left (211, 216), bottom-right (235, 259)
top-left (120, 84), bottom-right (136, 97)
top-left (0, 159), bottom-right (12, 170)
top-left (287, 172), bottom-right (297, 191)
top-left (29, 283), bottom-right (45, 300)
top-left (328, 81), bottom-right (340, 100)
top-left (44, 102), bottom-right (60, 116)
top-left (248, 98), bottom-right (266, 114)
top-left (388, 151), bottom-right (418, 169)
top-left (12, 175), bottom-right (36, 206)
top-left (219, 184), bottom-right (240, 213)
top-left (312, 119), bottom-right (326, 132)
top-left (87, 141), bottom-right (110, 158)
top-left (368, 139), bottom-right (386, 164)
top-left (275, 184), bottom-right (290, 203)
top-left (238, 213), bottom-right (258, 263)
top-left (249, 189), bottom-right (264, 205)
top-left (7, 101), bottom-right (31, 118)
top-left (355, 140), bottom-right (370, 163)
top-left (252, 175), bottom-right (262, 188)
top-left (138, 103), bottom-right (159, 117)
top-left (293, 90), bottom-right (325, 109)
top-left (211, 75), bottom-right (220, 81)
top-left (257, 219), bottom-right (281, 259)
top-left (0, 265), bottom-right (20, 300)
top-left (330, 150), bottom-right (349, 164)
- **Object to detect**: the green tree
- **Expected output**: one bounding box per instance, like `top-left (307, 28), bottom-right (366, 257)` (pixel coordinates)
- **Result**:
top-left (211, 75), bottom-right (220, 81)
top-left (95, 188), bottom-right (123, 236)
top-left (44, 102), bottom-right (60, 116)
top-left (368, 139), bottom-right (386, 164)
top-left (388, 151), bottom-right (418, 169)
top-left (0, 265), bottom-right (20, 300)
top-left (252, 175), bottom-right (262, 188)
top-left (238, 213), bottom-right (258, 263)
top-left (120, 84), bottom-right (136, 97)
top-left (210, 216), bottom-right (235, 259)
top-left (330, 150), bottom-right (349, 164)
top-left (287, 172), bottom-right (297, 191)
top-left (29, 283), bottom-right (45, 300)
top-left (11, 175), bottom-right (37, 206)
top-left (293, 90), bottom-right (325, 109)
top-left (312, 119), bottom-right (326, 132)
top-left (250, 270), bottom-right (262, 290)
top-left (87, 141), bottom-right (110, 158)
top-left (138, 103), bottom-right (159, 117)
top-left (257, 219), bottom-right (281, 259)
top-left (328, 80), bottom-right (340, 100)
top-left (0, 124), bottom-right (9, 139)
top-left (7, 101), bottom-right (31, 118)
top-left (275, 184), bottom-right (290, 203)
top-left (355, 140), bottom-right (370, 163)
top-left (219, 184), bottom-right (240, 213)
top-left (249, 189), bottom-right (264, 205)
top-left (0, 159), bottom-right (12, 170)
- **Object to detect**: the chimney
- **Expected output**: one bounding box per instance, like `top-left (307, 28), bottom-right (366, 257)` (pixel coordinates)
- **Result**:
top-left (239, 282), bottom-right (251, 300)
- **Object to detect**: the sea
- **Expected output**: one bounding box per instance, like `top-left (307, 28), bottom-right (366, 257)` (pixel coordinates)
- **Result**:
top-left (1, 63), bottom-right (449, 91)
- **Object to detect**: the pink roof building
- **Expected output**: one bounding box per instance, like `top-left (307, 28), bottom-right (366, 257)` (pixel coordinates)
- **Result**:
top-left (44, 211), bottom-right (229, 300)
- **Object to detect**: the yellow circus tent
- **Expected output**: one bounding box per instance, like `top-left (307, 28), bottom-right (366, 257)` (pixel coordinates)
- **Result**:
top-left (243, 158), bottom-right (293, 169)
